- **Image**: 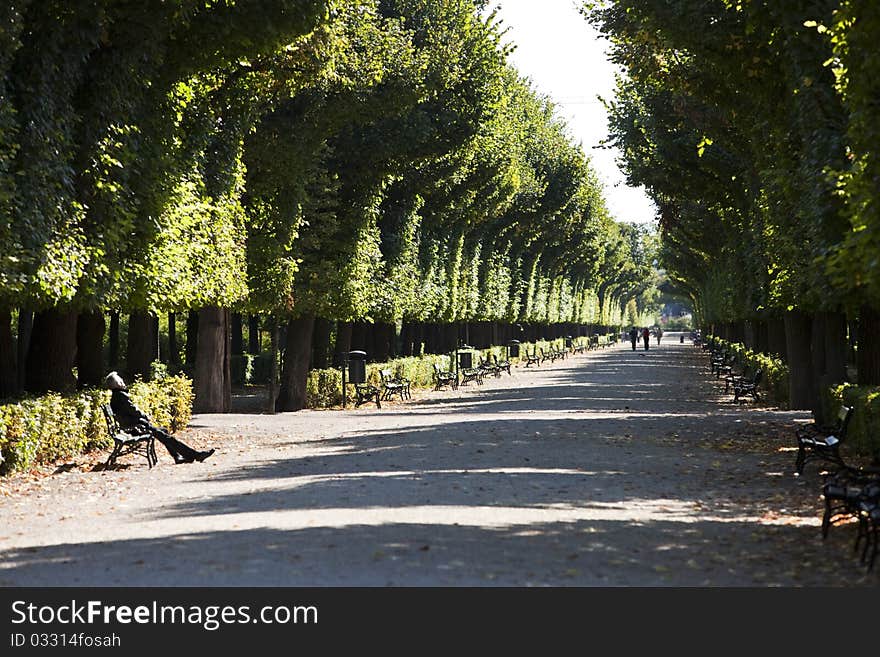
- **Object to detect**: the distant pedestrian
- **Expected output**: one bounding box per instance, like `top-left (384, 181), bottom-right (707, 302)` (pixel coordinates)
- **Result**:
top-left (629, 326), bottom-right (638, 351)
top-left (642, 327), bottom-right (650, 350)
top-left (656, 327), bottom-right (663, 345)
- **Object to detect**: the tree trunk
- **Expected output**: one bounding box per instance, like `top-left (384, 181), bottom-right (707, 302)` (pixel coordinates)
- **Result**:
top-left (276, 314), bottom-right (315, 412)
top-left (16, 310), bottom-right (32, 391)
top-left (0, 308), bottom-right (16, 398)
top-left (168, 312), bottom-right (178, 365)
top-left (194, 306), bottom-right (230, 413)
top-left (224, 309), bottom-right (232, 412)
top-left (784, 311), bottom-right (815, 410)
top-left (823, 311), bottom-right (848, 384)
top-left (350, 321), bottom-right (366, 353)
top-left (108, 311), bottom-right (120, 369)
top-left (810, 312), bottom-right (828, 424)
top-left (857, 305), bottom-right (880, 385)
top-left (312, 317), bottom-right (331, 369)
top-left (76, 310), bottom-right (105, 388)
top-left (767, 317), bottom-right (787, 360)
top-left (25, 308), bottom-right (78, 394)
top-left (248, 315), bottom-right (261, 354)
top-left (267, 320), bottom-right (279, 413)
top-left (335, 321), bottom-right (352, 356)
top-left (127, 311), bottom-right (155, 381)
top-left (185, 310), bottom-right (199, 367)
top-left (754, 319), bottom-right (769, 355)
top-left (231, 313), bottom-right (243, 355)
top-left (373, 322), bottom-right (391, 362)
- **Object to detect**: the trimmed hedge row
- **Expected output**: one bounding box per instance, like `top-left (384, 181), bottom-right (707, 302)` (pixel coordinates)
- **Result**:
top-left (302, 337), bottom-right (592, 409)
top-left (708, 336), bottom-right (790, 407)
top-left (708, 337), bottom-right (880, 459)
top-left (823, 384), bottom-right (880, 459)
top-left (0, 375), bottom-right (194, 475)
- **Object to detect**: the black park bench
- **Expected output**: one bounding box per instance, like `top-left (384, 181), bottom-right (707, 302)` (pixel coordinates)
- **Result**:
top-left (795, 405), bottom-right (853, 475)
top-left (102, 403), bottom-right (157, 468)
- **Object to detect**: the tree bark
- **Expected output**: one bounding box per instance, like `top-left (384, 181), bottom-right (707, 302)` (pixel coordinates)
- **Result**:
top-left (127, 311), bottom-right (155, 381)
top-left (231, 313), bottom-right (243, 355)
top-left (335, 321), bottom-right (352, 357)
top-left (754, 320), bottom-right (769, 355)
top-left (784, 311), bottom-right (815, 410)
top-left (311, 317), bottom-right (331, 369)
top-left (185, 310), bottom-right (199, 367)
top-left (0, 308), bottom-right (16, 398)
top-left (248, 315), bottom-right (261, 354)
top-left (823, 311), bottom-right (848, 384)
top-left (276, 314), bottom-right (315, 412)
top-left (350, 321), bottom-right (367, 353)
top-left (857, 305), bottom-right (880, 385)
top-left (16, 310), bottom-right (32, 391)
top-left (76, 310), bottom-right (105, 388)
top-left (767, 317), bottom-right (787, 360)
top-left (373, 322), bottom-right (392, 362)
top-left (193, 306), bottom-right (230, 413)
top-left (25, 308), bottom-right (78, 394)
top-left (810, 312), bottom-right (828, 424)
top-left (168, 312), bottom-right (178, 365)
top-left (267, 320), bottom-right (279, 413)
top-left (108, 312), bottom-right (120, 369)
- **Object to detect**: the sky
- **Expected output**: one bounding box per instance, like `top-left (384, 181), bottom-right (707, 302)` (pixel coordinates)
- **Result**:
top-left (487, 0), bottom-right (657, 225)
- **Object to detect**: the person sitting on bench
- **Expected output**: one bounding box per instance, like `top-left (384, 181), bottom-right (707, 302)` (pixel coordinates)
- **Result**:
top-left (105, 372), bottom-right (214, 464)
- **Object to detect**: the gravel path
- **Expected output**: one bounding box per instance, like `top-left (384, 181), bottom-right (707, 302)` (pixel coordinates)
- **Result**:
top-left (1, 335), bottom-right (876, 586)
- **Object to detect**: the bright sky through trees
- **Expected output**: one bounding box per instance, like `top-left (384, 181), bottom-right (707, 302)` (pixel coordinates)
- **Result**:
top-left (488, 0), bottom-right (657, 225)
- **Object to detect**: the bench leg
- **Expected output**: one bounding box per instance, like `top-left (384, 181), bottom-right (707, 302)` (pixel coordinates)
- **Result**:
top-left (106, 441), bottom-right (122, 468)
top-left (795, 446), bottom-right (805, 474)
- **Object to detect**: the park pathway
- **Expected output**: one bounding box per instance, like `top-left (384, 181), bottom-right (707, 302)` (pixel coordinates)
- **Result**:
top-left (1, 336), bottom-right (875, 586)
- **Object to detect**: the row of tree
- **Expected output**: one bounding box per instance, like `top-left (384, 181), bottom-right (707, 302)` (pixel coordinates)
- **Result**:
top-left (586, 0), bottom-right (880, 413)
top-left (0, 0), bottom-right (656, 412)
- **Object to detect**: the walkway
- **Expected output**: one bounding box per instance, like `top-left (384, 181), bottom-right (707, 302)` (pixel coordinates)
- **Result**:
top-left (0, 336), bottom-right (874, 586)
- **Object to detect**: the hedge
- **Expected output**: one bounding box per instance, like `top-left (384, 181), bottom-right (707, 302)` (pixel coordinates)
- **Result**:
top-left (822, 384), bottom-right (880, 459)
top-left (0, 375), bottom-right (193, 475)
top-left (708, 336), bottom-right (790, 408)
top-left (302, 337), bottom-right (592, 409)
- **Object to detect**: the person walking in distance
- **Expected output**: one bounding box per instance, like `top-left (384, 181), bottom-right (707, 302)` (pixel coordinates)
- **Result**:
top-left (656, 327), bottom-right (663, 345)
top-left (629, 326), bottom-right (638, 351)
top-left (105, 372), bottom-right (214, 464)
top-left (642, 327), bottom-right (650, 350)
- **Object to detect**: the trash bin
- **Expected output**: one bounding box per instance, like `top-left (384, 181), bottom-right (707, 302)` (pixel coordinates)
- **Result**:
top-left (507, 340), bottom-right (520, 358)
top-left (348, 350), bottom-right (367, 384)
top-left (564, 336), bottom-right (573, 349)
top-left (458, 348), bottom-right (473, 370)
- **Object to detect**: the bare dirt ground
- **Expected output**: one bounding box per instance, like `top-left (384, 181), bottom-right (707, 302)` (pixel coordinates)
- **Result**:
top-left (1, 335), bottom-right (876, 586)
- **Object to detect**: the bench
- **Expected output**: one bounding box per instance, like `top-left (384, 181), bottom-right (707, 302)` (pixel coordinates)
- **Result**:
top-left (102, 403), bottom-right (157, 468)
top-left (820, 465), bottom-right (879, 537)
top-left (380, 369), bottom-right (411, 402)
top-left (478, 357), bottom-right (501, 379)
top-left (494, 354), bottom-right (511, 376)
top-left (857, 490), bottom-right (880, 571)
top-left (524, 348), bottom-right (542, 367)
top-left (795, 405), bottom-right (853, 474)
top-left (433, 363), bottom-right (458, 391)
top-left (353, 382), bottom-right (381, 408)
top-left (819, 464), bottom-right (880, 571)
top-left (732, 368), bottom-right (762, 403)
top-left (459, 365), bottom-right (483, 386)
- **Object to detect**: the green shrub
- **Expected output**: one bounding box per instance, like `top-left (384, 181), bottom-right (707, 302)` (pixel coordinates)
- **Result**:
top-left (823, 384), bottom-right (880, 458)
top-left (709, 337), bottom-right (790, 407)
top-left (0, 375), bottom-right (193, 475)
